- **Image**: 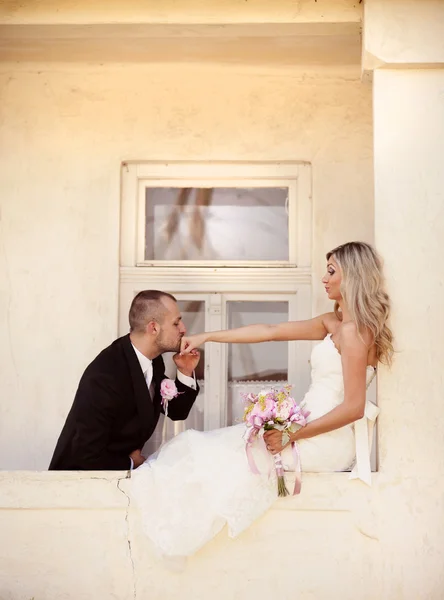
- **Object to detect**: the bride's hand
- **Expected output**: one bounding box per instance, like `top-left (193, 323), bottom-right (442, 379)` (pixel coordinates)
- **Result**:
top-left (264, 430), bottom-right (291, 455)
top-left (180, 333), bottom-right (208, 355)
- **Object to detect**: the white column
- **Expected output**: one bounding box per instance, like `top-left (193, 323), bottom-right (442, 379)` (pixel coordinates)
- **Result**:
top-left (364, 18), bottom-right (444, 599)
top-left (373, 69), bottom-right (444, 477)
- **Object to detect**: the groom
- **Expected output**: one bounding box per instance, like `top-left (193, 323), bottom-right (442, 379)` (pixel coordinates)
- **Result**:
top-left (49, 290), bottom-right (200, 470)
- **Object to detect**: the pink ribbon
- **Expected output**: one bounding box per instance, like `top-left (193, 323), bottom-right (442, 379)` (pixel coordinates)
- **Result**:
top-left (245, 425), bottom-right (262, 475)
top-left (245, 436), bottom-right (302, 495)
top-left (291, 441), bottom-right (302, 495)
top-left (246, 442), bottom-right (261, 475)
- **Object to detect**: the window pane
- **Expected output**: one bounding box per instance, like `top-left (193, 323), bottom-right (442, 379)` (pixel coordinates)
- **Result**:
top-left (226, 301), bottom-right (288, 426)
top-left (142, 300), bottom-right (205, 457)
top-left (145, 187), bottom-right (289, 261)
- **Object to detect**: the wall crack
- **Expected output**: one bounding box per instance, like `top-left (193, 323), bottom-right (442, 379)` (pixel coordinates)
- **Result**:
top-left (355, 525), bottom-right (379, 542)
top-left (117, 473), bottom-right (136, 600)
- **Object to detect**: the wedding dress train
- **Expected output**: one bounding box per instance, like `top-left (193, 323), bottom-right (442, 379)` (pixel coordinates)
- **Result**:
top-left (131, 334), bottom-right (378, 557)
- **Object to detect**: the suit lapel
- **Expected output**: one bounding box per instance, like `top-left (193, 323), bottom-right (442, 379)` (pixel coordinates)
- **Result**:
top-left (121, 335), bottom-right (154, 431)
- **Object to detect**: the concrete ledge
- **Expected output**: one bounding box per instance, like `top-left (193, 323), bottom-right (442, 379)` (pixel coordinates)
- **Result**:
top-left (1, 471), bottom-right (442, 600)
top-left (0, 470), bottom-right (373, 510)
top-left (0, 470), bottom-right (130, 509)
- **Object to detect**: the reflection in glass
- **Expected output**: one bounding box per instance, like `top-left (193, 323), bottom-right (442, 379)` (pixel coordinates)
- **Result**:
top-left (145, 187), bottom-right (289, 261)
top-left (227, 301), bottom-right (288, 426)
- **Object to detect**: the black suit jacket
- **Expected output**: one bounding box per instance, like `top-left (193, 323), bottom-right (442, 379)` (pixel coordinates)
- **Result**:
top-left (49, 335), bottom-right (199, 470)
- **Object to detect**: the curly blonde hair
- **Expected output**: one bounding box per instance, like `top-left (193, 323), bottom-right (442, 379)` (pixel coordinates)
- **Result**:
top-left (327, 241), bottom-right (394, 366)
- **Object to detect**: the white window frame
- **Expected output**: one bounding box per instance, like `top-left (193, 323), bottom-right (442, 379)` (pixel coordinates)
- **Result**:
top-left (120, 161), bottom-right (312, 268)
top-left (119, 161), bottom-right (313, 432)
top-left (217, 291), bottom-right (312, 430)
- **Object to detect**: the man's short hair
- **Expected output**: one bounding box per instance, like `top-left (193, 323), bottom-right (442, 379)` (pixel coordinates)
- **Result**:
top-left (129, 290), bottom-right (177, 333)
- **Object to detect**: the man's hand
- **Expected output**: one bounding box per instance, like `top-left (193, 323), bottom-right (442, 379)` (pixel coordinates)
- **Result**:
top-left (173, 349), bottom-right (200, 377)
top-left (129, 449), bottom-right (145, 469)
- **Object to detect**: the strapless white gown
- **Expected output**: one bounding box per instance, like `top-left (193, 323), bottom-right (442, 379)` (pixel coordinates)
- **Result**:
top-left (131, 334), bottom-right (379, 557)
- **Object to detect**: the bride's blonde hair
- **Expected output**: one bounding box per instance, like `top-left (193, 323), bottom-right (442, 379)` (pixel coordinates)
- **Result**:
top-left (327, 241), bottom-right (394, 366)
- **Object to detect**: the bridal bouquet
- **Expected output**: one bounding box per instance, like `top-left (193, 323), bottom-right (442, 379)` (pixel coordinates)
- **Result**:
top-left (242, 385), bottom-right (309, 497)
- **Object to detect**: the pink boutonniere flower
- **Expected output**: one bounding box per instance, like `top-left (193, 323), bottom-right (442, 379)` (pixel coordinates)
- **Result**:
top-left (160, 379), bottom-right (181, 416)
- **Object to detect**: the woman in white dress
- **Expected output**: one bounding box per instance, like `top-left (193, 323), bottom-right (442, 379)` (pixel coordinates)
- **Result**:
top-left (132, 241), bottom-right (394, 558)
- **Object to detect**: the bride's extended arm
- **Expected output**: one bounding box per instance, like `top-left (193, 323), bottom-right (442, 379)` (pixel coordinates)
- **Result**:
top-left (180, 313), bottom-right (332, 354)
top-left (291, 324), bottom-right (369, 443)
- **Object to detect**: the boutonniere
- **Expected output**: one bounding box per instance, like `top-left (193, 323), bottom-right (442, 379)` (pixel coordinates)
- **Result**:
top-left (160, 379), bottom-right (182, 416)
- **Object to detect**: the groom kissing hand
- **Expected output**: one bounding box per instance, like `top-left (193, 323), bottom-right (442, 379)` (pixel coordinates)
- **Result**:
top-left (172, 347), bottom-right (200, 377)
top-left (49, 291), bottom-right (200, 471)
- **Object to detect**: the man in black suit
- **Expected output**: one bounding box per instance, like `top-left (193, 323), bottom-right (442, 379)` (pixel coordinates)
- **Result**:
top-left (49, 290), bottom-right (200, 470)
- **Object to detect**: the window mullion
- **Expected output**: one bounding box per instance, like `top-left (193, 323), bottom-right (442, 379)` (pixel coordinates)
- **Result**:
top-left (204, 294), bottom-right (224, 430)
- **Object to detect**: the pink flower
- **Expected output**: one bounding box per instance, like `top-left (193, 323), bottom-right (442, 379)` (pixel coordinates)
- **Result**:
top-left (276, 398), bottom-right (294, 421)
top-left (250, 397), bottom-right (276, 422)
top-left (242, 392), bottom-right (256, 405)
top-left (289, 407), bottom-right (308, 426)
top-left (246, 413), bottom-right (265, 428)
top-left (160, 379), bottom-right (179, 401)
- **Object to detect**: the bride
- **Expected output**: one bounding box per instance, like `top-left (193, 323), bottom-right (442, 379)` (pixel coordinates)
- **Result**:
top-left (132, 241), bottom-right (394, 557)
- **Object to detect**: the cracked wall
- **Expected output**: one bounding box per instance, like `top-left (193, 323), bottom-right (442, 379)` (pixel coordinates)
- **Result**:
top-left (2, 470), bottom-right (443, 599)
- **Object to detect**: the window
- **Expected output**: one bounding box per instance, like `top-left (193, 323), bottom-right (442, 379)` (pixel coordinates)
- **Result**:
top-left (120, 162), bottom-right (313, 452)
top-left (144, 187), bottom-right (289, 262)
top-left (226, 300), bottom-right (289, 426)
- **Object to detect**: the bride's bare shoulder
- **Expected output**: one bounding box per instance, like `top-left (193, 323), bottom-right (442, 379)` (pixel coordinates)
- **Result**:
top-left (321, 312), bottom-right (341, 333)
top-left (339, 321), bottom-right (374, 349)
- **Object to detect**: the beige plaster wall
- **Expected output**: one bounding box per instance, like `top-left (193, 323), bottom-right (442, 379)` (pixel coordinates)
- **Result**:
top-left (1, 468), bottom-right (443, 600)
top-left (363, 0), bottom-right (444, 67)
top-left (0, 62), bottom-right (374, 470)
top-left (0, 471), bottom-right (385, 600)
top-left (0, 0), bottom-right (362, 25)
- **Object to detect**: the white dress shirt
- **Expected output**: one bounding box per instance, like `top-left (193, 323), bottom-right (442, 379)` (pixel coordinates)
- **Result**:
top-left (131, 344), bottom-right (196, 391)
